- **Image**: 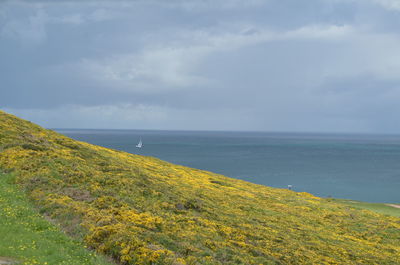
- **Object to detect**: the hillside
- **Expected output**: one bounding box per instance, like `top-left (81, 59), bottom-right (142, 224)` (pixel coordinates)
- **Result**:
top-left (0, 110), bottom-right (399, 265)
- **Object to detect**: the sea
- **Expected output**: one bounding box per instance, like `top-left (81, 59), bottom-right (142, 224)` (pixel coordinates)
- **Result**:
top-left (56, 129), bottom-right (400, 203)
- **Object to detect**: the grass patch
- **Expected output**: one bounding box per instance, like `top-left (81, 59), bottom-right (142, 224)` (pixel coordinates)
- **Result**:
top-left (333, 198), bottom-right (400, 217)
top-left (0, 173), bottom-right (112, 265)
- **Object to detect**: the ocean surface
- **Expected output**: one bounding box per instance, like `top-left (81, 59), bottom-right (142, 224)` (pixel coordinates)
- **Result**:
top-left (56, 129), bottom-right (400, 203)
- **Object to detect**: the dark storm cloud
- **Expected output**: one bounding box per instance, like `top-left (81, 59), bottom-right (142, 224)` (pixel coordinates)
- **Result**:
top-left (1, 0), bottom-right (400, 132)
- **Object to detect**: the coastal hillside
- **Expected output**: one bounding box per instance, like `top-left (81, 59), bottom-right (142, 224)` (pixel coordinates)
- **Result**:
top-left (0, 110), bottom-right (399, 265)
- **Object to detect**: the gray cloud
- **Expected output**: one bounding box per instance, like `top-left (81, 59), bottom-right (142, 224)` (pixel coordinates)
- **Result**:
top-left (1, 0), bottom-right (400, 133)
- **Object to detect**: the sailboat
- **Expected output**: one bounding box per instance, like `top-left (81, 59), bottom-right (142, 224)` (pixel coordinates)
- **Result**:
top-left (136, 138), bottom-right (143, 148)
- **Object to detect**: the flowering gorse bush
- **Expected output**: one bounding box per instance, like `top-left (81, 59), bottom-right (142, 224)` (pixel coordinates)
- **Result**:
top-left (0, 111), bottom-right (399, 265)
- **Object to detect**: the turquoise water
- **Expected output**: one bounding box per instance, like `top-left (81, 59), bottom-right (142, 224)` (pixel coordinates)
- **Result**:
top-left (57, 130), bottom-right (400, 203)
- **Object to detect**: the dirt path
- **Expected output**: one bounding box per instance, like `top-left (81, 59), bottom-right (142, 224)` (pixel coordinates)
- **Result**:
top-left (0, 257), bottom-right (17, 265)
top-left (386, 204), bottom-right (400, 209)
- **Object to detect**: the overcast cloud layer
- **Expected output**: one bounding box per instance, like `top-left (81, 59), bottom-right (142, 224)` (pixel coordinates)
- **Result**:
top-left (1, 0), bottom-right (400, 132)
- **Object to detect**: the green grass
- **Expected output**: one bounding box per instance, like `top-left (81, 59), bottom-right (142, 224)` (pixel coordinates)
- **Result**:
top-left (0, 173), bottom-right (113, 265)
top-left (333, 198), bottom-right (400, 217)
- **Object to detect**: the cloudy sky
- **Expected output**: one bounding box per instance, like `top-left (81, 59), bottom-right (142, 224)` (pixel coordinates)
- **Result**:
top-left (1, 0), bottom-right (400, 133)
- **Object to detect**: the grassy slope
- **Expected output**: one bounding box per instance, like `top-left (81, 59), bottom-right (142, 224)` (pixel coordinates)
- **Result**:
top-left (0, 110), bottom-right (399, 265)
top-left (0, 172), bottom-right (112, 265)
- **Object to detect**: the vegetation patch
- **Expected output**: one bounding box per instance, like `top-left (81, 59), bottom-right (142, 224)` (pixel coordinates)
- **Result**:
top-left (0, 172), bottom-right (112, 265)
top-left (332, 199), bottom-right (400, 218)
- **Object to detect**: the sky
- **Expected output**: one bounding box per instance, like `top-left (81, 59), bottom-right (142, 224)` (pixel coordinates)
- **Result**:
top-left (1, 0), bottom-right (400, 133)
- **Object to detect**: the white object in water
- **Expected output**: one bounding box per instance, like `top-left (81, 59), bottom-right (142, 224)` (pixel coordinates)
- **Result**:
top-left (287, 185), bottom-right (292, 190)
top-left (136, 138), bottom-right (143, 148)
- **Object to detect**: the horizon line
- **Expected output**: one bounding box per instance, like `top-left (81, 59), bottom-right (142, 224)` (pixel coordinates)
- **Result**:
top-left (50, 128), bottom-right (400, 137)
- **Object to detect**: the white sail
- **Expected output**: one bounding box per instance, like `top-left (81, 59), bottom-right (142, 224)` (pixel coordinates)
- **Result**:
top-left (136, 138), bottom-right (143, 148)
